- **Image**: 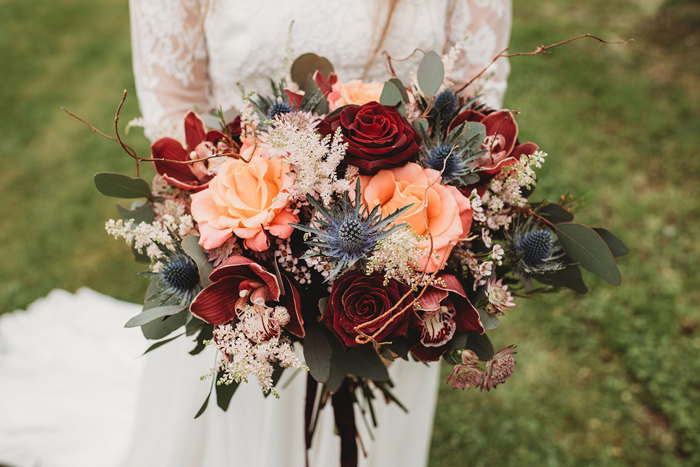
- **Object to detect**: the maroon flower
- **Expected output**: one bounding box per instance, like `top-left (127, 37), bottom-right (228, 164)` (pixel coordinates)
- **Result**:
top-left (190, 256), bottom-right (304, 338)
top-left (321, 271), bottom-right (412, 349)
top-left (409, 274), bottom-right (485, 362)
top-left (449, 110), bottom-right (539, 176)
top-left (151, 111), bottom-right (229, 192)
top-left (318, 101), bottom-right (420, 175)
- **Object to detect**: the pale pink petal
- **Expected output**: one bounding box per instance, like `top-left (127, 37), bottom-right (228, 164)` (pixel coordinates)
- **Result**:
top-left (197, 222), bottom-right (233, 250)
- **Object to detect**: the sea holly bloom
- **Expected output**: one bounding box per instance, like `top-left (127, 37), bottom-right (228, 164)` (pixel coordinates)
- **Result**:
top-left (448, 110), bottom-right (539, 176)
top-left (190, 154), bottom-right (298, 251)
top-left (190, 255), bottom-right (304, 338)
top-left (409, 274), bottom-right (485, 362)
top-left (480, 345), bottom-right (517, 391)
top-left (357, 163), bottom-right (473, 272)
top-left (151, 111), bottom-right (230, 191)
top-left (485, 277), bottom-right (516, 316)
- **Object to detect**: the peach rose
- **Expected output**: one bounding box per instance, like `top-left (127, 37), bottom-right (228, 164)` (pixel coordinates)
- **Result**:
top-left (327, 80), bottom-right (383, 111)
top-left (191, 154), bottom-right (298, 252)
top-left (358, 162), bottom-right (472, 272)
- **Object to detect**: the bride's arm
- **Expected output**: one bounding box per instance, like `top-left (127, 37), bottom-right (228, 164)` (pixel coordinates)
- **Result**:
top-left (444, 0), bottom-right (512, 109)
top-left (129, 0), bottom-right (212, 140)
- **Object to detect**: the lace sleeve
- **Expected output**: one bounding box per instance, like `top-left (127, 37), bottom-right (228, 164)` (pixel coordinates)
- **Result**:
top-left (443, 0), bottom-right (512, 109)
top-left (129, 0), bottom-right (212, 140)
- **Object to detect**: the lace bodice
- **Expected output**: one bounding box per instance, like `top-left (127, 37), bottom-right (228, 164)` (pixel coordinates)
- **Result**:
top-left (130, 0), bottom-right (511, 140)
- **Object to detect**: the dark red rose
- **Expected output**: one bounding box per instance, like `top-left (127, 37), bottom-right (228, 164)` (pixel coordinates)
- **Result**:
top-left (448, 110), bottom-right (539, 176)
top-left (321, 271), bottom-right (412, 349)
top-left (190, 255), bottom-right (304, 338)
top-left (151, 111), bottom-right (229, 192)
top-left (318, 101), bottom-right (420, 175)
top-left (225, 115), bottom-right (242, 145)
top-left (409, 274), bottom-right (485, 362)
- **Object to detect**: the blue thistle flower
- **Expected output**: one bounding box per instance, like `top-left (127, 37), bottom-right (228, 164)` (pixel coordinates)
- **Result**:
top-left (431, 89), bottom-right (457, 122)
top-left (160, 254), bottom-right (201, 302)
top-left (291, 182), bottom-right (412, 280)
top-left (424, 144), bottom-right (471, 183)
top-left (516, 230), bottom-right (553, 267)
top-left (267, 102), bottom-right (292, 120)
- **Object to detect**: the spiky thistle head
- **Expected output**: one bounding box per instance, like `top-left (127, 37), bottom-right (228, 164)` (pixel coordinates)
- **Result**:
top-left (291, 182), bottom-right (412, 280)
top-left (267, 101), bottom-right (292, 120)
top-left (516, 229), bottom-right (553, 267)
top-left (506, 219), bottom-right (565, 276)
top-left (424, 144), bottom-right (471, 183)
top-left (430, 89), bottom-right (457, 123)
top-left (160, 253), bottom-right (201, 303)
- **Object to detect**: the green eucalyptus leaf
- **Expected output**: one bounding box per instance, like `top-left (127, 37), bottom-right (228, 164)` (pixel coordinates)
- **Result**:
top-left (303, 323), bottom-right (333, 383)
top-left (125, 304), bottom-right (187, 328)
top-left (412, 118), bottom-right (429, 142)
top-left (142, 333), bottom-right (184, 355)
top-left (554, 223), bottom-right (622, 285)
top-left (325, 363), bottom-right (345, 393)
top-left (380, 81), bottom-right (404, 107)
top-left (593, 228), bottom-right (628, 257)
top-left (94, 172), bottom-right (152, 199)
top-left (181, 235), bottom-right (213, 287)
top-left (332, 343), bottom-right (389, 382)
top-left (189, 324), bottom-right (214, 356)
top-left (447, 331), bottom-right (469, 351)
top-left (388, 77), bottom-right (409, 102)
top-left (476, 308), bottom-right (500, 331)
top-left (290, 53), bottom-right (334, 91)
top-left (141, 308), bottom-right (189, 340)
top-left (117, 201), bottom-right (156, 224)
top-left (417, 51), bottom-right (445, 98)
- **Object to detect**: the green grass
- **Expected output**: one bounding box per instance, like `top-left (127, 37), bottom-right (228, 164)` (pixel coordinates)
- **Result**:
top-left (1, 0), bottom-right (698, 465)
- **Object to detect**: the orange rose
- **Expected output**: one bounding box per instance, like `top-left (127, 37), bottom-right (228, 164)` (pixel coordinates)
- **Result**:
top-left (191, 154), bottom-right (298, 252)
top-left (327, 80), bottom-right (383, 111)
top-left (358, 163), bottom-right (472, 272)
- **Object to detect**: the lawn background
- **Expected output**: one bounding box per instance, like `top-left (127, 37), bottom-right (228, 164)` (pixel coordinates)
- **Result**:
top-left (1, 0), bottom-right (698, 465)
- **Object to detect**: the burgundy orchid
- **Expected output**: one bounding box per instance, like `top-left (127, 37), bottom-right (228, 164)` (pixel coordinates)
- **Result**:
top-left (190, 256), bottom-right (304, 339)
top-left (410, 274), bottom-right (485, 362)
top-left (151, 111), bottom-right (229, 192)
top-left (449, 109), bottom-right (539, 176)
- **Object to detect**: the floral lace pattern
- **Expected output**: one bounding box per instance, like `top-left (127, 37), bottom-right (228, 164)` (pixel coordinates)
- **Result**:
top-left (130, 0), bottom-right (511, 139)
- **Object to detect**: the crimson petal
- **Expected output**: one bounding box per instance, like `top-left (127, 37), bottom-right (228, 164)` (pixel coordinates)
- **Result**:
top-left (190, 277), bottom-right (240, 324)
top-left (184, 111), bottom-right (207, 150)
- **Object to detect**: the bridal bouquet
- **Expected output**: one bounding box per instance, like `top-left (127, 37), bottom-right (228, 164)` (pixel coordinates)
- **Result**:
top-left (91, 46), bottom-right (626, 460)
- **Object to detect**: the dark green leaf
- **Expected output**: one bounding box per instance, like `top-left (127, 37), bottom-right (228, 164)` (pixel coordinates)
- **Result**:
top-left (303, 323), bottom-right (332, 383)
top-left (318, 297), bottom-right (329, 315)
top-left (94, 172), bottom-right (152, 199)
top-left (290, 53), bottom-right (334, 91)
top-left (593, 228), bottom-right (628, 257)
top-left (447, 331), bottom-right (469, 351)
top-left (554, 223), bottom-right (622, 285)
top-left (216, 379), bottom-right (240, 411)
top-left (331, 343), bottom-right (390, 382)
top-left (385, 337), bottom-right (410, 360)
top-left (301, 76), bottom-right (329, 115)
top-left (189, 324), bottom-right (213, 355)
top-left (141, 308), bottom-right (189, 340)
top-left (325, 363), bottom-right (346, 393)
top-left (125, 304), bottom-right (187, 328)
top-left (417, 51), bottom-right (444, 98)
top-left (194, 385), bottom-right (213, 419)
top-left (465, 332), bottom-right (494, 361)
top-left (534, 265), bottom-right (588, 294)
top-left (181, 235), bottom-right (213, 287)
top-left (538, 203), bottom-right (574, 223)
top-left (412, 118), bottom-right (429, 143)
top-left (142, 333), bottom-right (184, 355)
top-left (117, 201), bottom-right (156, 224)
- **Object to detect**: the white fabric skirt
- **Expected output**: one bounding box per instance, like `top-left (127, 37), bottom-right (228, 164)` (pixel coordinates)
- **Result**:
top-left (0, 289), bottom-right (439, 467)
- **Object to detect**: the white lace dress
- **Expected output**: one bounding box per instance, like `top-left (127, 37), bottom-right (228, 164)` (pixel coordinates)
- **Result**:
top-left (0, 1), bottom-right (510, 466)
